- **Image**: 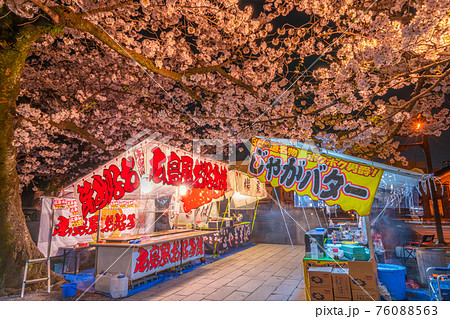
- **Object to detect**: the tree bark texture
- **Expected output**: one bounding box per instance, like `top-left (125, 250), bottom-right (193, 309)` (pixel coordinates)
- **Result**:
top-left (0, 22), bottom-right (51, 291)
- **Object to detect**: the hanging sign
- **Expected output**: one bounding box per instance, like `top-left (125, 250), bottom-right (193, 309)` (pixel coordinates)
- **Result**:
top-left (76, 156), bottom-right (141, 218)
top-left (248, 137), bottom-right (383, 216)
top-left (146, 145), bottom-right (228, 212)
top-left (147, 146), bottom-right (228, 191)
top-left (52, 199), bottom-right (138, 239)
top-left (231, 170), bottom-right (266, 198)
top-left (38, 198), bottom-right (141, 256)
top-left (180, 188), bottom-right (224, 213)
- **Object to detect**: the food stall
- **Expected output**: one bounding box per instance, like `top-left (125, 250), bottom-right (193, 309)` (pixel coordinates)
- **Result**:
top-left (176, 170), bottom-right (266, 255)
top-left (247, 136), bottom-right (428, 301)
top-left (37, 137), bottom-right (228, 284)
top-left (90, 229), bottom-right (213, 282)
top-left (37, 137), bottom-right (266, 294)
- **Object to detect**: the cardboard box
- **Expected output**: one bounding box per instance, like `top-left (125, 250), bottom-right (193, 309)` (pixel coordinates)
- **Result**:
top-left (308, 267), bottom-right (333, 288)
top-left (348, 258), bottom-right (378, 291)
top-left (351, 287), bottom-right (379, 301)
top-left (332, 268), bottom-right (351, 298)
top-left (310, 286), bottom-right (334, 301)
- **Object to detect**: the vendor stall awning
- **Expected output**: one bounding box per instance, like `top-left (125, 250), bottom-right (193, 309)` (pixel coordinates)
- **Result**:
top-left (247, 137), bottom-right (427, 216)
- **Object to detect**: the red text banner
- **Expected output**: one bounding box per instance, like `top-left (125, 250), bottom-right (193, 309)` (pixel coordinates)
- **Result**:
top-left (77, 156), bottom-right (140, 218)
top-left (52, 200), bottom-right (137, 239)
top-left (147, 146), bottom-right (228, 191)
top-left (39, 198), bottom-right (140, 256)
top-left (131, 236), bottom-right (204, 280)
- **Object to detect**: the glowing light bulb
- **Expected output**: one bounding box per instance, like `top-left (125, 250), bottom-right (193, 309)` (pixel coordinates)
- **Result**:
top-left (179, 185), bottom-right (188, 196)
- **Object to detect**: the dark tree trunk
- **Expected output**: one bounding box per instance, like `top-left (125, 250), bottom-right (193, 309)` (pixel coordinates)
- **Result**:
top-left (0, 17), bottom-right (53, 291)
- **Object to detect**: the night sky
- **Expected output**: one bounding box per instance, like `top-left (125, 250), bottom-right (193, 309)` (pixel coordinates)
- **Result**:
top-left (400, 127), bottom-right (450, 171)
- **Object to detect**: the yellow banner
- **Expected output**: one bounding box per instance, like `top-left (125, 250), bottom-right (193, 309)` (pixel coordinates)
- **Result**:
top-left (248, 137), bottom-right (383, 216)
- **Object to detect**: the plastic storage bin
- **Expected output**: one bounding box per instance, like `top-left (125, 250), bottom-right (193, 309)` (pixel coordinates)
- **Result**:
top-left (110, 274), bottom-right (129, 298)
top-left (377, 264), bottom-right (407, 300)
top-left (62, 282), bottom-right (77, 298)
top-left (95, 272), bottom-right (114, 294)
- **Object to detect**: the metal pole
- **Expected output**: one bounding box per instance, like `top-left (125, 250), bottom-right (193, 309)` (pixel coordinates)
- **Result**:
top-left (251, 198), bottom-right (259, 234)
top-left (47, 198), bottom-right (55, 259)
top-left (94, 210), bottom-right (101, 277)
top-left (47, 198), bottom-right (55, 293)
top-left (422, 135), bottom-right (446, 245)
top-left (363, 215), bottom-right (375, 260)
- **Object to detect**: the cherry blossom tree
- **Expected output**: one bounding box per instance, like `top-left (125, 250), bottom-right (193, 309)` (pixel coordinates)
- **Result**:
top-left (0, 0), bottom-right (449, 290)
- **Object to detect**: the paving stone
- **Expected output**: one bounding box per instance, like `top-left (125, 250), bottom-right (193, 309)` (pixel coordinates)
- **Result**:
top-left (258, 271), bottom-right (277, 280)
top-left (222, 269), bottom-right (246, 280)
top-left (273, 268), bottom-right (292, 278)
top-left (282, 279), bottom-right (300, 287)
top-left (203, 286), bottom-right (236, 301)
top-left (289, 286), bottom-right (304, 300)
top-left (122, 244), bottom-right (306, 301)
top-left (176, 283), bottom-right (206, 296)
top-left (226, 275), bottom-right (253, 287)
top-left (196, 286), bottom-right (218, 295)
top-left (273, 284), bottom-right (297, 296)
top-left (290, 288), bottom-right (306, 301)
top-left (161, 294), bottom-right (186, 301)
top-left (267, 294), bottom-right (290, 301)
top-left (123, 295), bottom-right (143, 301)
top-left (262, 276), bottom-right (284, 287)
top-left (237, 278), bottom-right (265, 293)
top-left (153, 285), bottom-right (184, 297)
top-left (220, 291), bottom-right (249, 301)
top-left (245, 285), bottom-right (277, 301)
top-left (287, 268), bottom-right (303, 280)
top-left (196, 278), bottom-right (215, 285)
top-left (207, 276), bottom-right (234, 288)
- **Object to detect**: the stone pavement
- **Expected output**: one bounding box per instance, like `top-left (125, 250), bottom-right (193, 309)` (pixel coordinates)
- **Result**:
top-left (124, 244), bottom-right (306, 301)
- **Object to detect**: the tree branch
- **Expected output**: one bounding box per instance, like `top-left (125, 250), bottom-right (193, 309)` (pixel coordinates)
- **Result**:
top-left (84, 1), bottom-right (137, 15)
top-left (51, 119), bottom-right (110, 151)
top-left (19, 115), bottom-right (109, 151)
top-left (29, 0), bottom-right (60, 24)
top-left (380, 58), bottom-right (450, 85)
top-left (54, 9), bottom-right (254, 104)
top-left (216, 67), bottom-right (258, 96)
top-left (383, 67), bottom-right (450, 122)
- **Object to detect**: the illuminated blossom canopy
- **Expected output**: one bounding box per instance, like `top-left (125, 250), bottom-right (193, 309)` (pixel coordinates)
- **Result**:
top-left (1, 0), bottom-right (449, 190)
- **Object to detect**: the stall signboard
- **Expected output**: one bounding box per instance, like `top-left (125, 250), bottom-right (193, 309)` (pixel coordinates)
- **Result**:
top-left (76, 156), bottom-right (141, 219)
top-left (230, 170), bottom-right (266, 198)
top-left (180, 187), bottom-right (224, 213)
top-left (60, 139), bottom-right (230, 217)
top-left (38, 198), bottom-right (141, 256)
top-left (248, 137), bottom-right (383, 216)
top-left (204, 223), bottom-right (251, 253)
top-left (131, 236), bottom-right (204, 280)
top-left (146, 144), bottom-right (228, 212)
top-left (146, 145), bottom-right (228, 191)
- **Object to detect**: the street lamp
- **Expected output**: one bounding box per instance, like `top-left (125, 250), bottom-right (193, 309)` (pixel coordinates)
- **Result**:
top-left (401, 120), bottom-right (446, 245)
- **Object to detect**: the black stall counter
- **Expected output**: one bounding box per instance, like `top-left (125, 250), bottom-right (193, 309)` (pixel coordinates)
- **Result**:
top-left (203, 222), bottom-right (251, 254)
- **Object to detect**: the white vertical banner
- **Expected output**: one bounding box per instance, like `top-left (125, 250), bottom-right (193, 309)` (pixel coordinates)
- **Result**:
top-left (37, 197), bottom-right (54, 257)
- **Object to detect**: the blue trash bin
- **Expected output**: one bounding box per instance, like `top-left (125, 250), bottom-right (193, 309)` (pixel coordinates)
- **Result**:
top-left (62, 283), bottom-right (77, 298)
top-left (377, 264), bottom-right (407, 300)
